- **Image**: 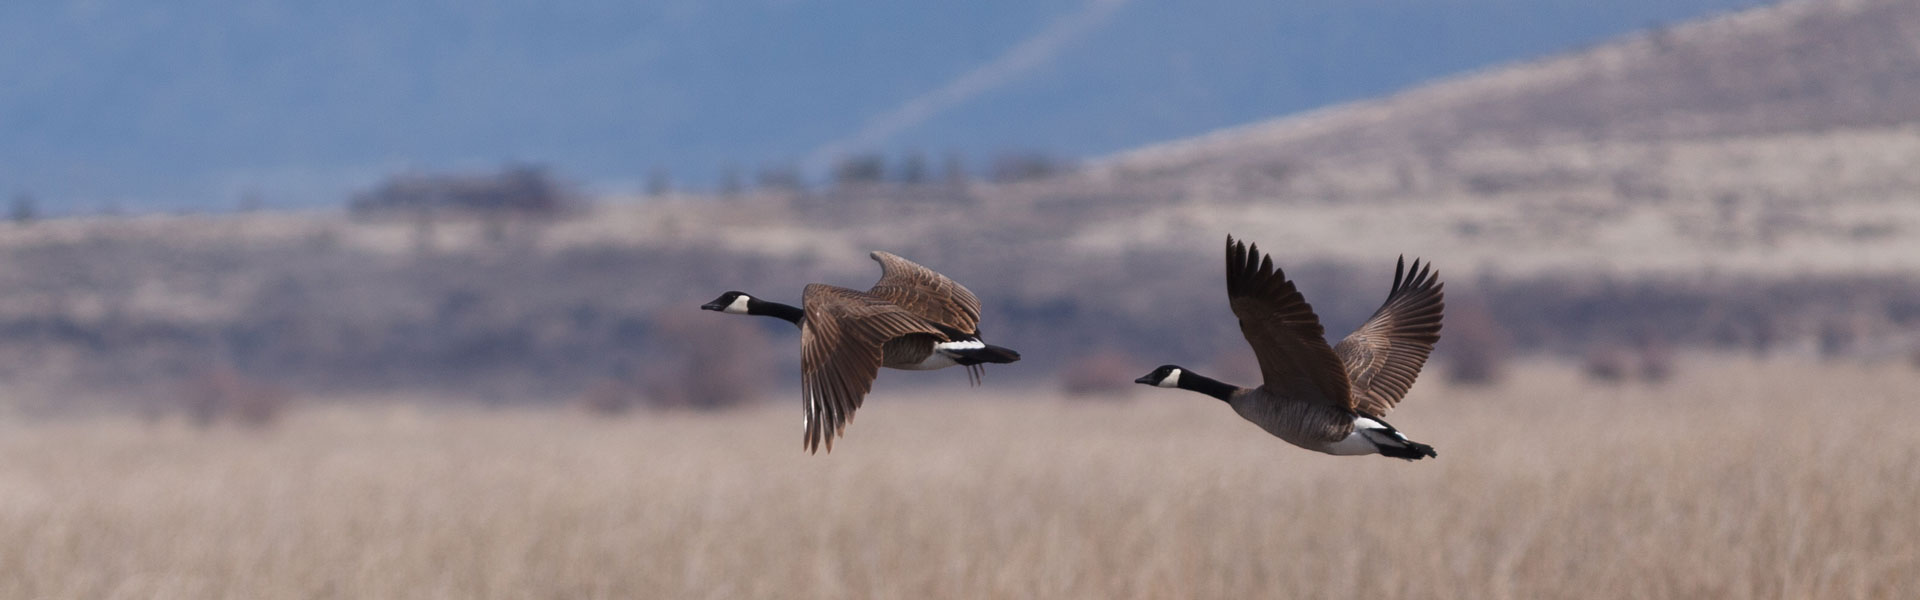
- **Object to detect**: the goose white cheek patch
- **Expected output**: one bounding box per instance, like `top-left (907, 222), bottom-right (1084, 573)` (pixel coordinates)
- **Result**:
top-left (1157, 368), bottom-right (1183, 388)
top-left (724, 295), bottom-right (751, 314)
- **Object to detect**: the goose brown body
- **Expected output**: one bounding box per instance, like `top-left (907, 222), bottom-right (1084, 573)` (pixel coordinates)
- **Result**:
top-left (704, 251), bottom-right (1020, 454)
top-left (1137, 236), bottom-right (1443, 459)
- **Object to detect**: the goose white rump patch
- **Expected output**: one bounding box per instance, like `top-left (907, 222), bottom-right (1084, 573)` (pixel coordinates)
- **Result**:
top-left (935, 339), bottom-right (985, 351)
top-left (895, 340), bottom-right (984, 371)
top-left (1324, 417), bottom-right (1389, 455)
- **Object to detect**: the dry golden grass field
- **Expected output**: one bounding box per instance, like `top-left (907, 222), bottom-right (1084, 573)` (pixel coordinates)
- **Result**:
top-left (2, 358), bottom-right (1916, 599)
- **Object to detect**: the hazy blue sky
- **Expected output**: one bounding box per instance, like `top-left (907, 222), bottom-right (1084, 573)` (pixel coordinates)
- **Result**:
top-left (0, 0), bottom-right (1770, 212)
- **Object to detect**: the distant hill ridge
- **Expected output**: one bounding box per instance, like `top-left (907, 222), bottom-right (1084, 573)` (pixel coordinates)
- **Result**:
top-left (1104, 0), bottom-right (1919, 175)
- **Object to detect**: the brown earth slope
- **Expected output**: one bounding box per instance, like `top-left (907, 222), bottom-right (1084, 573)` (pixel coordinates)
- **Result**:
top-left (1106, 0), bottom-right (1920, 174)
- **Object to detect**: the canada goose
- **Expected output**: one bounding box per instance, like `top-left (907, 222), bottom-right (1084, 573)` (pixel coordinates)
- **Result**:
top-left (701, 251), bottom-right (1021, 453)
top-left (1133, 236), bottom-right (1443, 460)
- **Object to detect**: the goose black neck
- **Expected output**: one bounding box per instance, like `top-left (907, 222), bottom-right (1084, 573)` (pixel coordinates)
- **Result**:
top-left (1178, 372), bottom-right (1237, 403)
top-left (749, 298), bottom-right (804, 326)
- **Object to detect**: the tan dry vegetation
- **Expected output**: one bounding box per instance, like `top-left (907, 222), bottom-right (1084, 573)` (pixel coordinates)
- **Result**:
top-left (1070, 127), bottom-right (1920, 279)
top-left (1, 357), bottom-right (1916, 599)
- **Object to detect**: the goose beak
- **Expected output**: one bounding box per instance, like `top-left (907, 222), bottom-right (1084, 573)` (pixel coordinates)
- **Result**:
top-left (1133, 375), bottom-right (1155, 385)
top-left (700, 301), bottom-right (726, 311)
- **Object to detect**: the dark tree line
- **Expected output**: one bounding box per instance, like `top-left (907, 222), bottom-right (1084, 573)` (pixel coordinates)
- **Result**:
top-left (350, 165), bottom-right (575, 218)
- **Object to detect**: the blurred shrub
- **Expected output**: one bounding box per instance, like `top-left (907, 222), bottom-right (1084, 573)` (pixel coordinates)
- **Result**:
top-left (989, 151), bottom-right (1075, 183)
top-left (1582, 346), bottom-right (1632, 384)
top-left (1058, 350), bottom-right (1144, 399)
top-left (717, 165), bottom-right (744, 197)
top-left (1637, 338), bottom-right (1676, 383)
top-left (832, 154), bottom-right (887, 187)
top-left (1444, 300), bottom-right (1510, 386)
top-left (576, 378), bottom-right (644, 416)
top-left (1818, 318), bottom-right (1859, 360)
top-left (756, 164), bottom-right (806, 193)
top-left (10, 193), bottom-right (35, 226)
top-left (1584, 340), bottom-right (1678, 385)
top-left (174, 368), bottom-right (291, 429)
top-left (350, 164), bottom-right (574, 219)
top-left (896, 151), bottom-right (928, 184)
top-left (645, 167), bottom-right (672, 198)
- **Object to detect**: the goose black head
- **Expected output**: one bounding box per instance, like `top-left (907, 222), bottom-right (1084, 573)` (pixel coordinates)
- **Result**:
top-left (701, 291), bottom-right (753, 314)
top-left (1134, 365), bottom-right (1187, 388)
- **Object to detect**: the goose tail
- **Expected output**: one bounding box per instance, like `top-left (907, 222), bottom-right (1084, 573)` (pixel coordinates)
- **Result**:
top-left (940, 342), bottom-right (1020, 387)
top-left (1376, 438), bottom-right (1437, 460)
top-left (956, 343), bottom-right (1021, 364)
top-left (1361, 416), bottom-right (1437, 461)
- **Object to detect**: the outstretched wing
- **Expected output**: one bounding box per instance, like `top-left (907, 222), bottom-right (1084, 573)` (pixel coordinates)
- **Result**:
top-left (865, 251), bottom-right (983, 334)
top-left (799, 284), bottom-right (946, 453)
top-left (1333, 256), bottom-right (1444, 417)
top-left (1224, 236), bottom-right (1352, 406)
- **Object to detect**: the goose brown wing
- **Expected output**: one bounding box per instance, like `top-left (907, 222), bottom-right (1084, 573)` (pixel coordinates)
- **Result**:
top-left (1224, 236), bottom-right (1352, 406)
top-left (865, 251), bottom-right (982, 334)
top-left (1333, 256), bottom-right (1444, 417)
top-left (799, 284), bottom-right (947, 454)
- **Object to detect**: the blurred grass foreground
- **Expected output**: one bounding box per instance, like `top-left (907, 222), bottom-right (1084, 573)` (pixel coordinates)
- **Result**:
top-left (1, 358), bottom-right (1916, 598)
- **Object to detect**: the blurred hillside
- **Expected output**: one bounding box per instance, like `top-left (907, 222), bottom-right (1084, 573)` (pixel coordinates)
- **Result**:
top-left (1108, 0), bottom-right (1920, 169)
top-left (1070, 0), bottom-right (1920, 274)
top-left (4, 0), bottom-right (1918, 409)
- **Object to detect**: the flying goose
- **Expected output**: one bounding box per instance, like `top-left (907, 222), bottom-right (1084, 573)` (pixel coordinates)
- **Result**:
top-left (1134, 236), bottom-right (1443, 460)
top-left (701, 251), bottom-right (1021, 453)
